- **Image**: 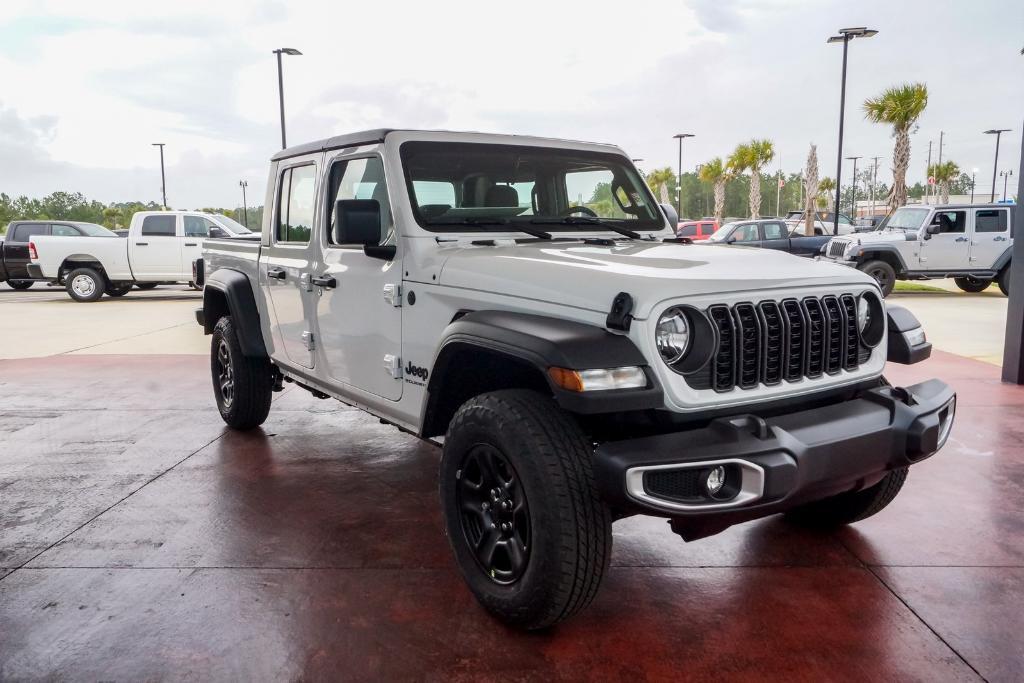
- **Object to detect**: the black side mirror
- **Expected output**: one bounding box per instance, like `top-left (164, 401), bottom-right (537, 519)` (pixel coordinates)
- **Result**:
top-left (926, 223), bottom-right (941, 235)
top-left (335, 199), bottom-right (395, 260)
top-left (727, 237), bottom-right (737, 244)
top-left (208, 226), bottom-right (227, 239)
top-left (660, 203), bottom-right (679, 228)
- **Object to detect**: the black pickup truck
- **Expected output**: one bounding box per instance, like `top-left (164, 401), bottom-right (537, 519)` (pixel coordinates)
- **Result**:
top-left (1, 220), bottom-right (117, 290)
top-left (706, 218), bottom-right (832, 257)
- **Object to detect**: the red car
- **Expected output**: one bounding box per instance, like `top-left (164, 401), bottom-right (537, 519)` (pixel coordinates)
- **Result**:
top-left (676, 219), bottom-right (718, 240)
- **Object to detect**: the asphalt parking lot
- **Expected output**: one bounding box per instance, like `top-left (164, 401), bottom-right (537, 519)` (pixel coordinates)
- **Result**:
top-left (1, 281), bottom-right (1022, 680)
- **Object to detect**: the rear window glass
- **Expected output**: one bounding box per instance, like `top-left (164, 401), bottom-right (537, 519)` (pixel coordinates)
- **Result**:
top-left (12, 224), bottom-right (47, 241)
top-left (141, 215), bottom-right (177, 236)
top-left (975, 209), bottom-right (1008, 233)
top-left (677, 224), bottom-right (698, 236)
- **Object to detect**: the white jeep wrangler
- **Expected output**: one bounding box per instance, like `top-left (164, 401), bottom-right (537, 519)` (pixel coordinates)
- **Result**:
top-left (195, 130), bottom-right (955, 629)
top-left (818, 203), bottom-right (1014, 297)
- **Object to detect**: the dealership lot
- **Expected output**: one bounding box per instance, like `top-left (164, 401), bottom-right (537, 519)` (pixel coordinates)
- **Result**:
top-left (1, 283), bottom-right (1022, 680)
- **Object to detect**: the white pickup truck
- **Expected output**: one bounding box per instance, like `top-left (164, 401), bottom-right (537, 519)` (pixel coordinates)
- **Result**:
top-left (194, 129), bottom-right (955, 629)
top-left (29, 210), bottom-right (256, 301)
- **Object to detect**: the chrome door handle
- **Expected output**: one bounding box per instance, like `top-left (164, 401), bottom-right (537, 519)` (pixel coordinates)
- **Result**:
top-left (994, 236), bottom-right (1007, 242)
top-left (954, 237), bottom-right (969, 242)
top-left (311, 275), bottom-right (337, 289)
top-left (184, 242), bottom-right (198, 247)
top-left (266, 267), bottom-right (286, 280)
top-left (136, 242), bottom-right (148, 246)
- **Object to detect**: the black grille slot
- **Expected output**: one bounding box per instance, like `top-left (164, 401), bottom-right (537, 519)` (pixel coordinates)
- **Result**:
top-left (733, 303), bottom-right (761, 389)
top-left (802, 298), bottom-right (826, 378)
top-left (782, 299), bottom-right (805, 382)
top-left (822, 295), bottom-right (844, 374)
top-left (758, 301), bottom-right (784, 385)
top-left (840, 294), bottom-right (859, 370)
top-left (644, 469), bottom-right (703, 502)
top-left (708, 305), bottom-right (735, 392)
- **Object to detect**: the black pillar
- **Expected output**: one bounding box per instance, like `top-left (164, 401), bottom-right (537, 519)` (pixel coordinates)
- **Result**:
top-left (1001, 124), bottom-right (1024, 383)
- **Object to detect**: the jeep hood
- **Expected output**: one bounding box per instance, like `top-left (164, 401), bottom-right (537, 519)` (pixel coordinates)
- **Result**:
top-left (834, 231), bottom-right (913, 245)
top-left (438, 241), bottom-right (875, 319)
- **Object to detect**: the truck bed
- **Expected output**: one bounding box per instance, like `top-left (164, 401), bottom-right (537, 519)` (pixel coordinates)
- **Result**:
top-left (202, 238), bottom-right (261, 281)
top-left (30, 234), bottom-right (132, 280)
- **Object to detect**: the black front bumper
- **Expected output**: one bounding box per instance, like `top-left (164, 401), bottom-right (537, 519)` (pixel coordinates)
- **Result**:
top-left (594, 379), bottom-right (955, 539)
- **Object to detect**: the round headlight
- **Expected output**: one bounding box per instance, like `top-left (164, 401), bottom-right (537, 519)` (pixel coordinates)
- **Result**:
top-left (656, 308), bottom-right (691, 365)
top-left (857, 295), bottom-right (871, 333)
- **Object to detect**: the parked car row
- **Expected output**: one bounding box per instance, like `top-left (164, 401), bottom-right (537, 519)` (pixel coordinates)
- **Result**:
top-left (2, 211), bottom-right (257, 301)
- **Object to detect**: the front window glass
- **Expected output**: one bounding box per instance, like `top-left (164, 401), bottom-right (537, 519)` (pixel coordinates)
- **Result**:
top-left (930, 210), bottom-right (966, 234)
top-left (326, 156), bottom-right (392, 245)
top-left (733, 224), bottom-right (760, 242)
top-left (183, 216), bottom-right (216, 237)
top-left (884, 207), bottom-right (930, 231)
top-left (51, 224), bottom-right (81, 236)
top-left (76, 223), bottom-right (117, 237)
top-left (401, 142), bottom-right (663, 232)
top-left (213, 214), bottom-right (252, 234)
top-left (706, 222), bottom-right (738, 242)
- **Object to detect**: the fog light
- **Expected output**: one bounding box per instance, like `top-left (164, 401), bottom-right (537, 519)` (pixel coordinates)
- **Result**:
top-left (704, 466), bottom-right (726, 496)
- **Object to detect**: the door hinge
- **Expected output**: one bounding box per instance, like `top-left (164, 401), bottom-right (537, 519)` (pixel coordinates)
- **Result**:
top-left (300, 273), bottom-right (313, 292)
top-left (383, 283), bottom-right (402, 307)
top-left (302, 331), bottom-right (315, 351)
top-left (383, 354), bottom-right (402, 379)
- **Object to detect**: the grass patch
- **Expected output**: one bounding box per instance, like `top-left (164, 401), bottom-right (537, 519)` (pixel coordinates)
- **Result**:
top-left (893, 281), bottom-right (949, 293)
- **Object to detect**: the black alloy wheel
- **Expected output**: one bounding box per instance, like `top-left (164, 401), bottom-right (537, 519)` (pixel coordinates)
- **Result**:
top-left (216, 339), bottom-right (235, 410)
top-left (456, 444), bottom-right (531, 584)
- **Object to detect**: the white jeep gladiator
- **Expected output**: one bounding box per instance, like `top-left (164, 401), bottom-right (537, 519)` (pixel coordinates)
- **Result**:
top-left (817, 203), bottom-right (1014, 297)
top-left (194, 129), bottom-right (955, 629)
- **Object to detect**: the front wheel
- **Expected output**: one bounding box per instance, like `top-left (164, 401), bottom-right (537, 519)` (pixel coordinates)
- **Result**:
top-left (440, 389), bottom-right (612, 630)
top-left (65, 267), bottom-right (105, 302)
top-left (954, 276), bottom-right (991, 293)
top-left (784, 467), bottom-right (908, 527)
top-left (136, 282), bottom-right (159, 290)
top-left (211, 316), bottom-right (273, 429)
top-left (998, 266), bottom-right (1011, 297)
top-left (858, 259), bottom-right (896, 297)
top-left (7, 280), bottom-right (33, 290)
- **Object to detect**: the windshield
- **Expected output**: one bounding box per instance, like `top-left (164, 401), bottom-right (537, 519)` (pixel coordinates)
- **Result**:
top-left (212, 213), bottom-right (253, 234)
top-left (400, 141), bottom-right (665, 233)
top-left (706, 222), bottom-right (739, 242)
top-left (882, 207), bottom-right (929, 231)
top-left (77, 223), bottom-right (118, 237)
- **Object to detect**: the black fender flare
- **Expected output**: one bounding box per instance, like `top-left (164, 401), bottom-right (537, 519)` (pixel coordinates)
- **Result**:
top-left (420, 310), bottom-right (664, 434)
top-left (993, 246), bottom-right (1013, 273)
top-left (856, 243), bottom-right (909, 274)
top-left (201, 268), bottom-right (268, 358)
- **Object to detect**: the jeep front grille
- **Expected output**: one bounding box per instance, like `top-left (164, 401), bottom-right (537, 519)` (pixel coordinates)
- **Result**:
top-left (827, 240), bottom-right (848, 258)
top-left (688, 294), bottom-right (866, 393)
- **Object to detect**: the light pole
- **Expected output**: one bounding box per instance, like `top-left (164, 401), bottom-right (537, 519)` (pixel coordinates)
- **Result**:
top-left (273, 47), bottom-right (303, 149)
top-left (984, 129), bottom-right (1011, 202)
top-left (828, 27), bottom-right (878, 235)
top-left (1001, 170), bottom-right (1015, 201)
top-left (870, 156), bottom-right (882, 218)
top-left (239, 180), bottom-right (249, 228)
top-left (151, 143), bottom-right (167, 209)
top-left (846, 156), bottom-right (861, 218)
top-left (673, 133), bottom-right (695, 219)
top-left (971, 168), bottom-right (979, 203)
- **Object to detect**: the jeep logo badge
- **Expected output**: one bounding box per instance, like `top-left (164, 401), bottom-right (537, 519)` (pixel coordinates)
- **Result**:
top-left (405, 361), bottom-right (429, 382)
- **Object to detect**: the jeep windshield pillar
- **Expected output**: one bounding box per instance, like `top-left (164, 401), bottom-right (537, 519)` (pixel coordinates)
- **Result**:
top-left (195, 129), bottom-right (955, 629)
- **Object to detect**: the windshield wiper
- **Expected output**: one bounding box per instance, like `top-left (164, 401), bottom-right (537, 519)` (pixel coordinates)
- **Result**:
top-left (425, 217), bottom-right (552, 240)
top-left (528, 216), bottom-right (647, 240)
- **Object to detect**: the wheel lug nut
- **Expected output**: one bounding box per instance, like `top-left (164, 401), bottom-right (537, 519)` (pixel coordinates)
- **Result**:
top-left (481, 502), bottom-right (489, 510)
top-left (490, 523), bottom-right (497, 529)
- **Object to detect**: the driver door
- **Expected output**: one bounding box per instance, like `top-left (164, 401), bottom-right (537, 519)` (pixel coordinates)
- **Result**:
top-left (919, 210), bottom-right (969, 270)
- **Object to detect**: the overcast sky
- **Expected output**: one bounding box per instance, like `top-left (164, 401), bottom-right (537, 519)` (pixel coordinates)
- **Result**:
top-left (1, 0), bottom-right (1021, 209)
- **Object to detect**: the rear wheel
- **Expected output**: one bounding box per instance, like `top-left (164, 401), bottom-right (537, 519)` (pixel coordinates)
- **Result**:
top-left (954, 276), bottom-right (991, 293)
top-left (440, 389), bottom-right (612, 630)
top-left (785, 467), bottom-right (908, 527)
top-left (7, 280), bottom-right (33, 290)
top-left (211, 316), bottom-right (272, 429)
top-left (858, 259), bottom-right (896, 297)
top-left (136, 282), bottom-right (159, 290)
top-left (998, 266), bottom-right (1011, 297)
top-left (65, 267), bottom-right (105, 303)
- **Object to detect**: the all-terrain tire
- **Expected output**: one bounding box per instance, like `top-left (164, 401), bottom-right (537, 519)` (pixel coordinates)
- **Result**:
top-left (998, 266), bottom-right (1010, 297)
top-left (440, 389), bottom-right (612, 630)
top-left (784, 467), bottom-right (908, 527)
top-left (858, 259), bottom-right (896, 297)
top-left (65, 267), bottom-right (105, 302)
top-left (136, 282), bottom-right (159, 290)
top-left (7, 280), bottom-right (33, 290)
top-left (211, 316), bottom-right (273, 429)
top-left (954, 276), bottom-right (991, 293)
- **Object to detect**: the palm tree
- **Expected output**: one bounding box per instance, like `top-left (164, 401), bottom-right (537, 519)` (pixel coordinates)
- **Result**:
top-left (863, 83), bottom-right (929, 211)
top-left (928, 160), bottom-right (960, 203)
top-left (728, 139), bottom-right (775, 217)
top-left (698, 158), bottom-right (730, 225)
top-left (645, 167), bottom-right (675, 205)
top-left (818, 178), bottom-right (836, 212)
top-left (802, 144), bottom-right (820, 236)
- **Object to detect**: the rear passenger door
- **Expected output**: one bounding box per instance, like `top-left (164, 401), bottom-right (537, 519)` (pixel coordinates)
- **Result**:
top-left (132, 214), bottom-right (182, 279)
top-left (760, 221), bottom-right (790, 251)
top-left (969, 207), bottom-right (1011, 270)
top-left (6, 223), bottom-right (48, 278)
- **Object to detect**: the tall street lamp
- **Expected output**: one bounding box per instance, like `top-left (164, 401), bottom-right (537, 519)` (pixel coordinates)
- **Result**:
top-left (828, 26), bottom-right (878, 234)
top-left (971, 168), bottom-right (979, 203)
top-left (239, 180), bottom-right (249, 229)
top-left (1001, 170), bottom-right (1015, 201)
top-left (984, 128), bottom-right (1011, 202)
top-left (846, 156), bottom-right (861, 218)
top-left (151, 143), bottom-right (167, 209)
top-left (673, 133), bottom-right (695, 219)
top-left (273, 47), bottom-right (303, 149)
top-left (870, 156), bottom-right (882, 218)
